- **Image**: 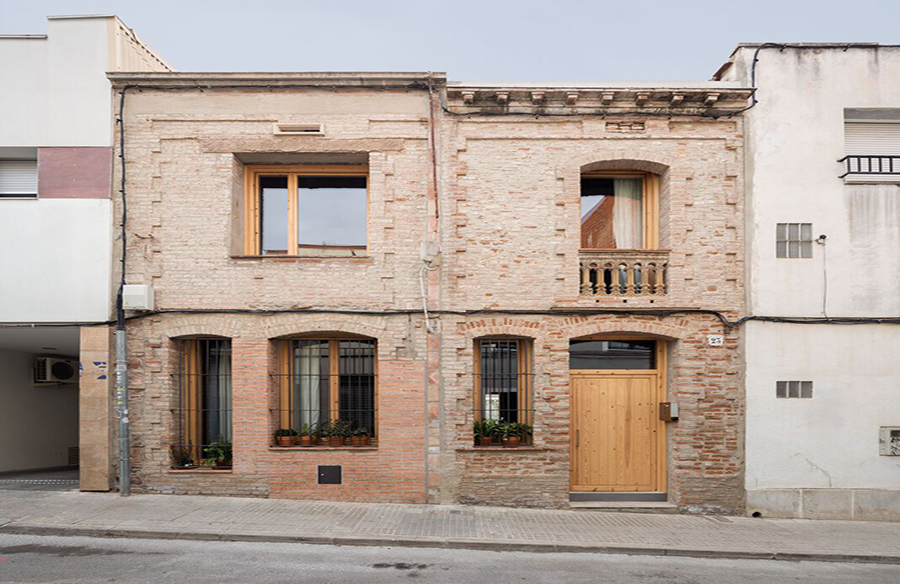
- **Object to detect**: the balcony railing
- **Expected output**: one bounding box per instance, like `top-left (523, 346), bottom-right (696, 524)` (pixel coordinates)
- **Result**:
top-left (579, 250), bottom-right (669, 297)
top-left (838, 155), bottom-right (900, 178)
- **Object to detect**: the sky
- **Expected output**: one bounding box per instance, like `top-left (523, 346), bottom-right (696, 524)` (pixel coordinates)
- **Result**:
top-left (2, 0), bottom-right (900, 81)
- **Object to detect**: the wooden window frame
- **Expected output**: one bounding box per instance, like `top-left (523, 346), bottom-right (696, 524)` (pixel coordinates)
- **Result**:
top-left (176, 338), bottom-right (232, 465)
top-left (244, 165), bottom-right (369, 256)
top-left (580, 171), bottom-right (660, 251)
top-left (276, 335), bottom-right (378, 439)
top-left (474, 337), bottom-right (534, 431)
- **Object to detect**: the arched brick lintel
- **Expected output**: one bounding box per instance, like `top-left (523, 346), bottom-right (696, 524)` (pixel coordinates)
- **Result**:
top-left (263, 316), bottom-right (385, 341)
top-left (460, 318), bottom-right (544, 340)
top-left (560, 316), bottom-right (689, 341)
top-left (579, 155), bottom-right (672, 176)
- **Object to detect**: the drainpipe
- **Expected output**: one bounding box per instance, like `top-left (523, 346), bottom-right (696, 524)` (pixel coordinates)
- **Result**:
top-left (115, 86), bottom-right (132, 496)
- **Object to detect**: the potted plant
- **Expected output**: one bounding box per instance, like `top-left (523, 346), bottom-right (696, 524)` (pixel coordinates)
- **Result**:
top-left (500, 422), bottom-right (531, 448)
top-left (274, 428), bottom-right (298, 447)
top-left (170, 445), bottom-right (195, 469)
top-left (473, 419), bottom-right (499, 447)
top-left (349, 426), bottom-right (372, 447)
top-left (298, 423), bottom-right (316, 447)
top-left (203, 439), bottom-right (233, 468)
top-left (331, 420), bottom-right (350, 447)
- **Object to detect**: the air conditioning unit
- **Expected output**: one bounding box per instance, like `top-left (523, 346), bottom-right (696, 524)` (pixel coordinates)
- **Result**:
top-left (34, 357), bottom-right (78, 384)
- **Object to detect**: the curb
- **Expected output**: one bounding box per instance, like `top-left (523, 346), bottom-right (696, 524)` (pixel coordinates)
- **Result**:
top-left (1, 524), bottom-right (898, 565)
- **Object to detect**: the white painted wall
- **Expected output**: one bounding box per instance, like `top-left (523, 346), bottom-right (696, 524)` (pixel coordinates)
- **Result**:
top-left (723, 47), bottom-right (900, 501)
top-left (745, 322), bottom-right (900, 490)
top-left (0, 17), bottom-right (113, 148)
top-left (0, 349), bottom-right (79, 473)
top-left (0, 199), bottom-right (112, 322)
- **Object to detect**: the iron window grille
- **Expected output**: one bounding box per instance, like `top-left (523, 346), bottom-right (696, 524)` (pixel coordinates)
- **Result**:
top-left (172, 338), bottom-right (232, 466)
top-left (474, 338), bottom-right (534, 446)
top-left (272, 338), bottom-right (377, 445)
top-left (776, 223), bottom-right (813, 259)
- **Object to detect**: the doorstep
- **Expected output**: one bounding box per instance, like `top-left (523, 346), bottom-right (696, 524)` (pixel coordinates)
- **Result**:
top-left (569, 501), bottom-right (680, 513)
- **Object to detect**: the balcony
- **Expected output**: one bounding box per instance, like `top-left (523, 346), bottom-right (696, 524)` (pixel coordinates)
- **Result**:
top-left (838, 155), bottom-right (900, 179)
top-left (579, 250), bottom-right (669, 297)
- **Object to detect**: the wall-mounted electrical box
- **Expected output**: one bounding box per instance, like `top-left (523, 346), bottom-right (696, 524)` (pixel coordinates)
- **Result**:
top-left (122, 284), bottom-right (154, 311)
top-left (659, 402), bottom-right (679, 422)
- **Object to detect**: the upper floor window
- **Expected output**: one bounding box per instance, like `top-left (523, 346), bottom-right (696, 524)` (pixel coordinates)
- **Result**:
top-left (840, 109), bottom-right (900, 180)
top-left (776, 223), bottom-right (813, 258)
top-left (275, 336), bottom-right (377, 445)
top-left (174, 338), bottom-right (232, 468)
top-left (0, 159), bottom-right (37, 199)
top-left (581, 172), bottom-right (659, 250)
top-left (245, 165), bottom-right (368, 256)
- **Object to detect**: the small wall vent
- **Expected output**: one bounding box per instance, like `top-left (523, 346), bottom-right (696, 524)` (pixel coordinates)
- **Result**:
top-left (68, 446), bottom-right (80, 466)
top-left (274, 123), bottom-right (324, 136)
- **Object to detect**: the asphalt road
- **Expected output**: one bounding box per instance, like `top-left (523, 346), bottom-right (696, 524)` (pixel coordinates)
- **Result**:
top-left (1, 533), bottom-right (899, 584)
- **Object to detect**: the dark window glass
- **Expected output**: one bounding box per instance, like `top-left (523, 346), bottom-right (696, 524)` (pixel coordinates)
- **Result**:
top-left (338, 340), bottom-right (376, 435)
top-left (298, 176), bottom-right (367, 249)
top-left (569, 339), bottom-right (656, 370)
top-left (259, 176), bottom-right (288, 254)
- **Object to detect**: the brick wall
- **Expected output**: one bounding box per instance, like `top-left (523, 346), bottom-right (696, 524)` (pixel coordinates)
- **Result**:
top-left (114, 82), bottom-right (745, 513)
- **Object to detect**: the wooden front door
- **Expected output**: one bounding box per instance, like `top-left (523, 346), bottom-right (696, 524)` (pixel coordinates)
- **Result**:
top-left (570, 372), bottom-right (664, 492)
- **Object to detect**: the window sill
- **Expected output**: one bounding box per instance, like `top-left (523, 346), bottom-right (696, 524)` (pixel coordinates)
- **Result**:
top-left (168, 468), bottom-right (233, 474)
top-left (268, 446), bottom-right (378, 452)
top-left (457, 446), bottom-right (547, 452)
top-left (230, 254), bottom-right (372, 262)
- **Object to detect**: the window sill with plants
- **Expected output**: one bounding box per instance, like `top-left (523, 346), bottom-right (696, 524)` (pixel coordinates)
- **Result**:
top-left (272, 421), bottom-right (375, 449)
top-left (472, 420), bottom-right (533, 449)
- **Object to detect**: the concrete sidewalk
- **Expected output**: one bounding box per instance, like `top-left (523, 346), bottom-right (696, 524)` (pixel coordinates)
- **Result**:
top-left (1, 490), bottom-right (899, 564)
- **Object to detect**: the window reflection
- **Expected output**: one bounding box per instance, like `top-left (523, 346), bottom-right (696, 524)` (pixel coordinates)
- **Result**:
top-left (569, 339), bottom-right (656, 369)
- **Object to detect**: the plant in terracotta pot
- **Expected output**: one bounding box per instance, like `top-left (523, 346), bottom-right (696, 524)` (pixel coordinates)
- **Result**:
top-left (500, 422), bottom-right (531, 448)
top-left (473, 419), bottom-right (499, 447)
top-left (274, 428), bottom-right (298, 447)
top-left (298, 423), bottom-right (316, 447)
top-left (203, 439), bottom-right (233, 468)
top-left (349, 426), bottom-right (371, 447)
top-left (331, 420), bottom-right (351, 447)
top-left (319, 420), bottom-right (348, 447)
top-left (170, 445), bottom-right (195, 469)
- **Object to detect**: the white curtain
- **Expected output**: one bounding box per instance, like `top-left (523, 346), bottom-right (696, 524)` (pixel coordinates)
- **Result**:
top-left (612, 178), bottom-right (643, 249)
top-left (294, 342), bottom-right (323, 428)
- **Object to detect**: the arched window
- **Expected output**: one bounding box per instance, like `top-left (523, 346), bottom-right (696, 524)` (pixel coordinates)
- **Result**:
top-left (580, 171), bottom-right (659, 250)
top-left (474, 338), bottom-right (533, 446)
top-left (275, 335), bottom-right (377, 444)
top-left (174, 338), bottom-right (232, 467)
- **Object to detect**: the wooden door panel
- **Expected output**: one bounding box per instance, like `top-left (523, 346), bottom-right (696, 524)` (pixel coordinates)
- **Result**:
top-left (571, 374), bottom-right (659, 492)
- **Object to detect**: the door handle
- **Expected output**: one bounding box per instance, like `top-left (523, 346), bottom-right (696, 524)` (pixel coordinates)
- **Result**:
top-left (576, 429), bottom-right (580, 448)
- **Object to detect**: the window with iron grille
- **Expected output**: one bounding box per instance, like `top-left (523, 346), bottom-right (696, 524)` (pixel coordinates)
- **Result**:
top-left (173, 338), bottom-right (232, 467)
top-left (474, 338), bottom-right (534, 446)
top-left (776, 380), bottom-right (813, 399)
top-left (776, 223), bottom-right (813, 258)
top-left (274, 338), bottom-right (376, 444)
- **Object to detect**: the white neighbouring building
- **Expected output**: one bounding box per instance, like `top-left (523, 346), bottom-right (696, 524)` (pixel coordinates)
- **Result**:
top-left (0, 15), bottom-right (170, 486)
top-left (717, 44), bottom-right (900, 520)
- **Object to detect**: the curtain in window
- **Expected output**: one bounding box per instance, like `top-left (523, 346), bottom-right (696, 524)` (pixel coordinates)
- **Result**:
top-left (612, 178), bottom-right (643, 249)
top-left (293, 340), bottom-right (326, 428)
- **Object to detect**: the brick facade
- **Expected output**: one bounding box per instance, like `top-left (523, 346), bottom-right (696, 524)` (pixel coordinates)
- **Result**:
top-left (112, 74), bottom-right (747, 513)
